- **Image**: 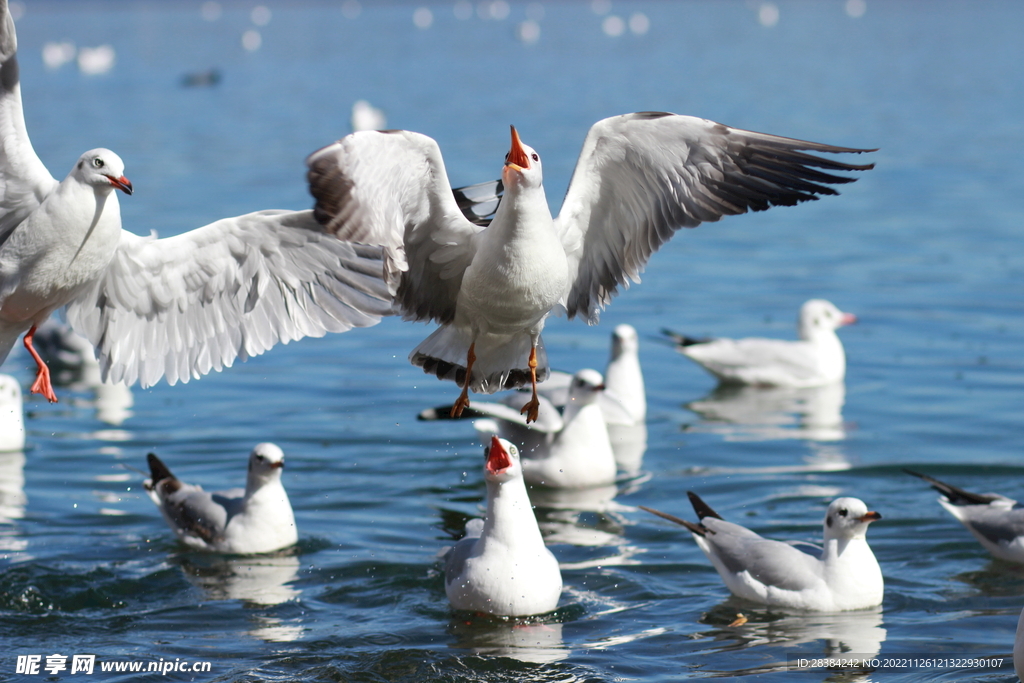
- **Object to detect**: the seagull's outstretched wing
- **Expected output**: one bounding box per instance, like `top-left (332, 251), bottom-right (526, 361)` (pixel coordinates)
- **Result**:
top-left (306, 130), bottom-right (483, 325)
top-left (65, 209), bottom-right (392, 388)
top-left (555, 112), bottom-right (875, 323)
top-left (0, 0), bottom-right (57, 243)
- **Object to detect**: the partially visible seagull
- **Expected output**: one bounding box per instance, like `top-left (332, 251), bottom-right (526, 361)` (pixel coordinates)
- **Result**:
top-left (0, 0), bottom-right (394, 402)
top-left (0, 373), bottom-right (23, 451)
top-left (905, 469), bottom-right (1024, 563)
top-left (642, 492), bottom-right (883, 612)
top-left (306, 114), bottom-right (874, 422)
top-left (664, 299), bottom-right (857, 387)
top-left (444, 435), bottom-right (562, 616)
top-left (144, 443), bottom-right (297, 554)
top-left (350, 99), bottom-right (386, 132)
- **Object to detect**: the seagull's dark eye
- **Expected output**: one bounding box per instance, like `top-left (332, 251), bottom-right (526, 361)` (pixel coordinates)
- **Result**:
top-left (256, 455), bottom-right (265, 462)
top-left (509, 445), bottom-right (518, 456)
top-left (504, 152), bottom-right (510, 162)
top-left (839, 508), bottom-right (848, 517)
top-left (531, 153), bottom-right (539, 162)
top-left (92, 158), bottom-right (105, 168)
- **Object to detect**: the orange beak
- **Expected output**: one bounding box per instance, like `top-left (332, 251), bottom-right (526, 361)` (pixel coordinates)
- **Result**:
top-left (107, 174), bottom-right (133, 195)
top-left (858, 511), bottom-right (881, 523)
top-left (505, 125), bottom-right (530, 171)
top-left (840, 312), bottom-right (858, 326)
top-left (486, 435), bottom-right (512, 475)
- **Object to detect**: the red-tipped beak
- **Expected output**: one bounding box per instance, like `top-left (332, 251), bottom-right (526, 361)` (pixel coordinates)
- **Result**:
top-left (858, 511), bottom-right (881, 523)
top-left (486, 435), bottom-right (513, 475)
top-left (840, 312), bottom-right (857, 326)
top-left (505, 125), bottom-right (530, 171)
top-left (107, 175), bottom-right (133, 195)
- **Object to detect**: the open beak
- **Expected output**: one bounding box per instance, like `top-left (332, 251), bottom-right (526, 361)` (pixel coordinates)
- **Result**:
top-left (505, 125), bottom-right (530, 171)
top-left (107, 175), bottom-right (133, 195)
top-left (486, 435), bottom-right (512, 475)
top-left (840, 312), bottom-right (857, 326)
top-left (858, 510), bottom-right (881, 523)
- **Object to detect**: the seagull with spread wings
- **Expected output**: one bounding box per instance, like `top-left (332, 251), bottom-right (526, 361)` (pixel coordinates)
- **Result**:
top-left (0, 0), bottom-right (421, 401)
top-left (307, 114), bottom-right (874, 422)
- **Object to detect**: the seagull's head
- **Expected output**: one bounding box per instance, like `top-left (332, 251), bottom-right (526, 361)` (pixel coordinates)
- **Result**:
top-left (823, 497), bottom-right (880, 541)
top-left (75, 149), bottom-right (133, 195)
top-left (247, 442), bottom-right (286, 486)
top-left (798, 299), bottom-right (856, 340)
top-left (567, 368), bottom-right (606, 407)
top-left (502, 125), bottom-right (543, 190)
top-left (483, 435), bottom-right (522, 483)
top-left (611, 324), bottom-right (639, 358)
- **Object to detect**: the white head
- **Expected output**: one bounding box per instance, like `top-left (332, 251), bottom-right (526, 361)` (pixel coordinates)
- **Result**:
top-left (246, 442), bottom-right (286, 489)
top-left (611, 324), bottom-right (639, 359)
top-left (72, 148), bottom-right (133, 195)
top-left (501, 126), bottom-right (543, 191)
top-left (566, 368), bottom-right (605, 408)
top-left (798, 299), bottom-right (856, 340)
top-left (483, 435), bottom-right (523, 484)
top-left (823, 497), bottom-right (880, 542)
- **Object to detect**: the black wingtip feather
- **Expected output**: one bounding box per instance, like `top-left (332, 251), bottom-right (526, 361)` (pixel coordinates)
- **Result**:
top-left (687, 491), bottom-right (724, 521)
top-left (639, 505), bottom-right (707, 536)
top-left (661, 328), bottom-right (709, 347)
top-left (903, 469), bottom-right (1001, 506)
top-left (146, 452), bottom-right (175, 484)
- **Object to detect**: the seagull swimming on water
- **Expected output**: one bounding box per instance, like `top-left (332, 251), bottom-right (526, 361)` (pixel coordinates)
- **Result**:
top-left (444, 435), bottom-right (562, 616)
top-left (905, 469), bottom-right (1024, 563)
top-left (306, 114), bottom-right (874, 422)
top-left (144, 443), bottom-right (297, 554)
top-left (663, 299), bottom-right (857, 387)
top-left (0, 0), bottom-right (399, 402)
top-left (642, 492), bottom-right (883, 612)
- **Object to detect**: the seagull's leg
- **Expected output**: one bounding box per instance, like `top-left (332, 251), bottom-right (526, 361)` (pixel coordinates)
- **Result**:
top-left (519, 345), bottom-right (540, 424)
top-left (450, 343), bottom-right (476, 418)
top-left (23, 325), bottom-right (57, 403)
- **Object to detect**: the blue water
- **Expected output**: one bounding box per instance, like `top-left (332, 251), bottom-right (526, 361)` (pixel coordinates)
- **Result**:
top-left (2, 0), bottom-right (1024, 680)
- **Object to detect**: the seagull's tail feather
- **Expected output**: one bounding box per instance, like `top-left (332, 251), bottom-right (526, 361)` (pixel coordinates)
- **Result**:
top-left (661, 328), bottom-right (710, 347)
top-left (903, 469), bottom-right (1000, 506)
top-left (410, 327), bottom-right (549, 394)
top-left (146, 452), bottom-right (176, 489)
top-left (687, 491), bottom-right (725, 521)
top-left (639, 505), bottom-right (707, 536)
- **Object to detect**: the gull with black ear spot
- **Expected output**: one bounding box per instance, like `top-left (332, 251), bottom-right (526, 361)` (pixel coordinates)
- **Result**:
top-left (663, 299), bottom-right (856, 387)
top-left (642, 493), bottom-right (883, 612)
top-left (143, 443), bottom-right (297, 554)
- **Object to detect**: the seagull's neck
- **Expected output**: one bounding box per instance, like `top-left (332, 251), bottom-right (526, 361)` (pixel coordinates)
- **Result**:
top-left (606, 352), bottom-right (646, 418)
top-left (821, 534), bottom-right (866, 561)
top-left (491, 183), bottom-right (555, 242)
top-left (482, 476), bottom-right (545, 549)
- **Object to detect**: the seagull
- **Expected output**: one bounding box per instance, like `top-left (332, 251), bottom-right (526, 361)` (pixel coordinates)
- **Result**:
top-left (0, 0), bottom-right (399, 403)
top-left (641, 492), bottom-right (883, 612)
top-left (905, 469), bottom-right (1024, 563)
top-left (535, 324), bottom-right (645, 427)
top-left (422, 369), bottom-right (617, 489)
top-left (663, 299), bottom-right (857, 387)
top-left (144, 443), bottom-right (297, 554)
top-left (444, 435), bottom-right (562, 616)
top-left (0, 373), bottom-right (23, 451)
top-left (306, 114), bottom-right (874, 422)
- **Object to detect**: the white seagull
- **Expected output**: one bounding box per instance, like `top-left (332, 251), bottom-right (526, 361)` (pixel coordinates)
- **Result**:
top-left (306, 115), bottom-right (874, 422)
top-left (0, 0), bottom-right (400, 403)
top-left (663, 299), bottom-right (857, 387)
top-left (144, 443), bottom-right (297, 554)
top-left (905, 469), bottom-right (1024, 563)
top-left (641, 492), bottom-right (883, 612)
top-left (430, 368), bottom-right (618, 489)
top-left (444, 435), bottom-right (562, 616)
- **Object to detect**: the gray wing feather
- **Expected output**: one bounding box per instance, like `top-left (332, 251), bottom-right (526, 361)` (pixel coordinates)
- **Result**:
top-left (65, 209), bottom-right (392, 388)
top-left (702, 517), bottom-right (823, 591)
top-left (0, 0), bottom-right (57, 245)
top-left (444, 536), bottom-right (478, 585)
top-left (306, 130), bottom-right (482, 325)
top-left (556, 112), bottom-right (874, 323)
top-left (961, 508), bottom-right (1024, 545)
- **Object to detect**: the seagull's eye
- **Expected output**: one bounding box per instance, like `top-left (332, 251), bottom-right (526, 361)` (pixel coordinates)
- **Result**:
top-left (839, 508), bottom-right (848, 517)
top-left (256, 455), bottom-right (265, 462)
top-left (92, 158), bottom-right (105, 168)
top-left (504, 152), bottom-right (510, 162)
top-left (531, 153), bottom-right (539, 162)
top-left (509, 445), bottom-right (518, 456)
